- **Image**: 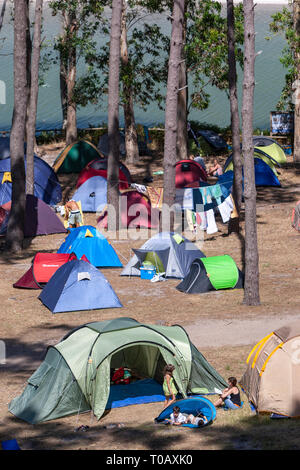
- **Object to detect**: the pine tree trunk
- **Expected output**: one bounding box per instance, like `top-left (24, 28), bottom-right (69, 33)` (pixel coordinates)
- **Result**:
top-left (61, 10), bottom-right (77, 146)
top-left (5, 0), bottom-right (28, 252)
top-left (242, 0), bottom-right (260, 306)
top-left (120, 1), bottom-right (139, 165)
top-left (26, 0), bottom-right (43, 196)
top-left (107, 0), bottom-right (123, 232)
top-left (162, 0), bottom-right (185, 232)
top-left (293, 0), bottom-right (300, 163)
top-left (227, 0), bottom-right (243, 233)
top-left (176, 7), bottom-right (188, 161)
top-left (65, 29), bottom-right (77, 145)
top-left (60, 48), bottom-right (68, 130)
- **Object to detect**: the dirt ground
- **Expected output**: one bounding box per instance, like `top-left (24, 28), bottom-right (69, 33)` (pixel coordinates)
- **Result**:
top-left (0, 143), bottom-right (300, 451)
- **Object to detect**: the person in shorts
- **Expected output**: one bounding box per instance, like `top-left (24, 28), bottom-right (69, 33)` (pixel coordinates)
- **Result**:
top-left (65, 200), bottom-right (82, 228)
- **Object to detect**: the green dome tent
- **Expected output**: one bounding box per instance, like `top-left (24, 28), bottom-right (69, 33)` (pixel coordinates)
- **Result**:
top-left (8, 317), bottom-right (227, 424)
top-left (176, 255), bottom-right (244, 294)
top-left (53, 140), bottom-right (103, 174)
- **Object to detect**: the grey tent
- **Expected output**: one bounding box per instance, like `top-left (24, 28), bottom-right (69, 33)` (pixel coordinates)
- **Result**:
top-left (121, 231), bottom-right (205, 278)
top-left (8, 317), bottom-right (227, 424)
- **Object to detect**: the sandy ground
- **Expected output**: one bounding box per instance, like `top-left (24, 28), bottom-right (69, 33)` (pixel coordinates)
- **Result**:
top-left (0, 144), bottom-right (300, 451)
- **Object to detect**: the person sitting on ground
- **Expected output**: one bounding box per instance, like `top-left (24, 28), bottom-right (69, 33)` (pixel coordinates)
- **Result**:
top-left (185, 412), bottom-right (208, 427)
top-left (208, 158), bottom-right (223, 177)
top-left (166, 406), bottom-right (187, 426)
top-left (64, 199), bottom-right (82, 228)
top-left (214, 376), bottom-right (241, 409)
top-left (189, 153), bottom-right (206, 171)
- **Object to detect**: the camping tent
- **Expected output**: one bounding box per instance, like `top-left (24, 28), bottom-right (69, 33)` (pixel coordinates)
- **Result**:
top-left (57, 225), bottom-right (122, 268)
top-left (52, 140), bottom-right (103, 174)
top-left (240, 321), bottom-right (300, 418)
top-left (39, 259), bottom-right (123, 313)
top-left (175, 160), bottom-right (207, 189)
top-left (176, 255), bottom-right (244, 294)
top-left (197, 130), bottom-right (228, 151)
top-left (97, 132), bottom-right (151, 158)
top-left (97, 131), bottom-right (126, 158)
top-left (221, 150), bottom-right (281, 187)
top-left (121, 231), bottom-right (205, 278)
top-left (253, 136), bottom-right (287, 165)
top-left (97, 189), bottom-right (159, 230)
top-left (8, 317), bottom-right (227, 424)
top-left (13, 252), bottom-right (78, 289)
top-left (0, 137), bottom-right (11, 159)
top-left (0, 195), bottom-right (66, 237)
top-left (72, 175), bottom-right (107, 213)
top-left (155, 396), bottom-right (217, 427)
top-left (76, 158), bottom-right (131, 190)
top-left (0, 156), bottom-right (62, 206)
top-left (223, 147), bottom-right (281, 187)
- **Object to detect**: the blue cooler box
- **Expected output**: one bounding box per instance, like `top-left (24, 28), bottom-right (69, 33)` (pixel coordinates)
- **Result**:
top-left (140, 266), bottom-right (156, 280)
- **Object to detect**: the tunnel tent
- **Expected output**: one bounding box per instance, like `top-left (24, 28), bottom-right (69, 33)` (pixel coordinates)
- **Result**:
top-left (121, 231), bottom-right (206, 279)
top-left (176, 255), bottom-right (244, 294)
top-left (8, 317), bottom-right (227, 424)
top-left (240, 321), bottom-right (300, 418)
top-left (53, 140), bottom-right (103, 174)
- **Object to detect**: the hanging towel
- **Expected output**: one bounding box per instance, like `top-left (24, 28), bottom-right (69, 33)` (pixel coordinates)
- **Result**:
top-left (186, 209), bottom-right (196, 231)
top-left (175, 188), bottom-right (194, 210)
top-left (218, 199), bottom-right (232, 223)
top-left (206, 209), bottom-right (218, 234)
top-left (209, 183), bottom-right (223, 205)
top-left (196, 211), bottom-right (207, 231)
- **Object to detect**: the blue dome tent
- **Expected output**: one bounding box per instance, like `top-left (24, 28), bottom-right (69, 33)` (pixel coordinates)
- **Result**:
top-left (0, 156), bottom-right (62, 206)
top-left (39, 259), bottom-right (123, 313)
top-left (72, 175), bottom-right (107, 212)
top-left (57, 225), bottom-right (122, 268)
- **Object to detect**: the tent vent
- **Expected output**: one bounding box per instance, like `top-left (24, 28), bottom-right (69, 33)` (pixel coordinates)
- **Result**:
top-left (78, 272), bottom-right (91, 281)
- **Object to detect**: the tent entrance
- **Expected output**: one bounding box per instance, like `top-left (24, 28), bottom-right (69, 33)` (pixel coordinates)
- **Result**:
top-left (106, 345), bottom-right (169, 410)
top-left (132, 248), bottom-right (170, 273)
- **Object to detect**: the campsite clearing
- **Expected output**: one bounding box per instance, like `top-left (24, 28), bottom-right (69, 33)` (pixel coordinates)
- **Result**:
top-left (0, 145), bottom-right (300, 450)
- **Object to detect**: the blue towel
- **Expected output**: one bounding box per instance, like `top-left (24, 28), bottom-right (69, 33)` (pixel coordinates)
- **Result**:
top-left (106, 378), bottom-right (165, 409)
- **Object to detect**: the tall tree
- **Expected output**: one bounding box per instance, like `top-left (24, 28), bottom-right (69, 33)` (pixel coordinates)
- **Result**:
top-left (50, 1), bottom-right (105, 144)
top-left (227, 0), bottom-right (243, 230)
top-left (162, 0), bottom-right (185, 232)
top-left (26, 0), bottom-right (43, 196)
top-left (176, 2), bottom-right (188, 161)
top-left (107, 0), bottom-right (123, 232)
top-left (120, 0), bottom-right (139, 164)
top-left (242, 0), bottom-right (260, 306)
top-left (6, 0), bottom-right (28, 252)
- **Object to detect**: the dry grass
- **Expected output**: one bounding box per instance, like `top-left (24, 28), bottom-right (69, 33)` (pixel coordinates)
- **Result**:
top-left (0, 147), bottom-right (300, 450)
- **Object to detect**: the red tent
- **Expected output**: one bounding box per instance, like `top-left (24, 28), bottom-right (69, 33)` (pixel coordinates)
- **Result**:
top-left (13, 252), bottom-right (78, 289)
top-left (97, 189), bottom-right (160, 230)
top-left (175, 160), bottom-right (207, 188)
top-left (76, 159), bottom-right (131, 191)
